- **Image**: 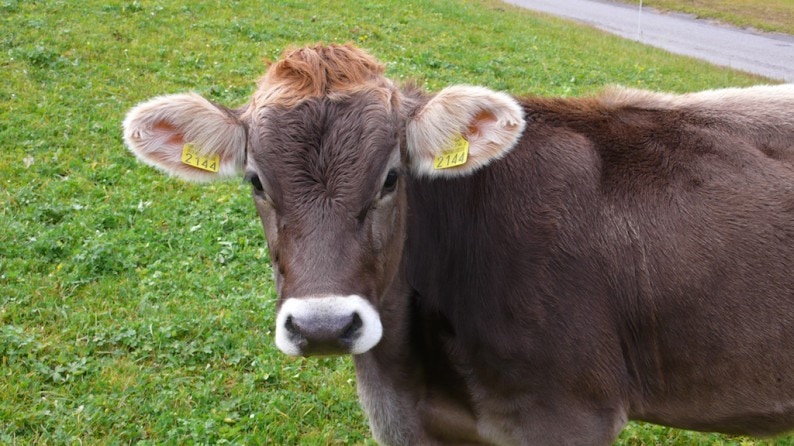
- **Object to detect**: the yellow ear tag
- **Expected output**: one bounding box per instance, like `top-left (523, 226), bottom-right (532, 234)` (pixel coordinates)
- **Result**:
top-left (433, 136), bottom-right (469, 170)
top-left (181, 143), bottom-right (220, 173)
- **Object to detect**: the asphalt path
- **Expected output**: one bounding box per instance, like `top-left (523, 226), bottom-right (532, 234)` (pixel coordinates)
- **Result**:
top-left (503, 0), bottom-right (794, 82)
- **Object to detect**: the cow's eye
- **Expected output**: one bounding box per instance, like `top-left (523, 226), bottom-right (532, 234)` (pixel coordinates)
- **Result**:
top-left (382, 169), bottom-right (399, 194)
top-left (246, 173), bottom-right (264, 193)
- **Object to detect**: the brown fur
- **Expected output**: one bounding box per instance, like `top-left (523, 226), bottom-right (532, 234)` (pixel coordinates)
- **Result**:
top-left (252, 43), bottom-right (393, 109)
top-left (124, 45), bottom-right (794, 445)
top-left (250, 72), bottom-right (794, 443)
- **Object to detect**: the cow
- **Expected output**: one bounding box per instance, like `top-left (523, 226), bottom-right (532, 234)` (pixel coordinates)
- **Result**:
top-left (123, 44), bottom-right (794, 445)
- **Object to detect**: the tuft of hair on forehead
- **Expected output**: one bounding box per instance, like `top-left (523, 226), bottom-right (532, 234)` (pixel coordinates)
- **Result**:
top-left (253, 43), bottom-right (393, 109)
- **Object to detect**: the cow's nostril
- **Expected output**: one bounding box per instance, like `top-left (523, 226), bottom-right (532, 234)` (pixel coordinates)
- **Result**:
top-left (285, 315), bottom-right (298, 335)
top-left (342, 312), bottom-right (363, 340)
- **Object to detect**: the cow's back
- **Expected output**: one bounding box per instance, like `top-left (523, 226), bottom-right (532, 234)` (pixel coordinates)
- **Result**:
top-left (405, 84), bottom-right (794, 437)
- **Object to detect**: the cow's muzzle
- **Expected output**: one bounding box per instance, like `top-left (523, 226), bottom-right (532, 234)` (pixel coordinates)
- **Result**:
top-left (275, 295), bottom-right (383, 356)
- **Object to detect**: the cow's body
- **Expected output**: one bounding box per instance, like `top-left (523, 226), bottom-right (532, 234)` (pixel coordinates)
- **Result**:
top-left (363, 88), bottom-right (794, 444)
top-left (124, 45), bottom-right (794, 445)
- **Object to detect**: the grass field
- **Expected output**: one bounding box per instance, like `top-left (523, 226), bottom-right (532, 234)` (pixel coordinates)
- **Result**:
top-left (0, 0), bottom-right (789, 444)
top-left (614, 0), bottom-right (794, 35)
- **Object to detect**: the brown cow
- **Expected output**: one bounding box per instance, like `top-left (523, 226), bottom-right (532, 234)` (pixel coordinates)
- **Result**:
top-left (123, 44), bottom-right (794, 445)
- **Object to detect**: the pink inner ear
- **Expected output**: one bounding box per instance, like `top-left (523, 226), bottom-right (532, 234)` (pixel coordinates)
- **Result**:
top-left (143, 120), bottom-right (188, 167)
top-left (466, 110), bottom-right (497, 138)
top-left (152, 121), bottom-right (186, 146)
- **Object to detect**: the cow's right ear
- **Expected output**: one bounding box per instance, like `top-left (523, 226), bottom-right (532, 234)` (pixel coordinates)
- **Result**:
top-left (123, 93), bottom-right (247, 182)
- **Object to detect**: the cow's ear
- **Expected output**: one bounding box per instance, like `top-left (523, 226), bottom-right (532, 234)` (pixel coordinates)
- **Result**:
top-left (123, 93), bottom-right (247, 182)
top-left (406, 85), bottom-right (525, 177)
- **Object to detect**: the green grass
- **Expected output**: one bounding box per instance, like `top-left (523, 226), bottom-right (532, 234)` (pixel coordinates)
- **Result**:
top-left (0, 0), bottom-right (788, 444)
top-left (615, 0), bottom-right (794, 35)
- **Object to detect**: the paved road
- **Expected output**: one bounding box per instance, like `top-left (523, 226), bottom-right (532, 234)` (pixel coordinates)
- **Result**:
top-left (503, 0), bottom-right (794, 82)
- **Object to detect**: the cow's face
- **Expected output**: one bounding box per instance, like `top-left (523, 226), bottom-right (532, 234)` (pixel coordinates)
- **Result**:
top-left (123, 44), bottom-right (525, 357)
top-left (246, 93), bottom-right (406, 356)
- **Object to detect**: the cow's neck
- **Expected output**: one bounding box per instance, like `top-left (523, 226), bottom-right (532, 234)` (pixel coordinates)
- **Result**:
top-left (353, 260), bottom-right (425, 444)
top-left (352, 175), bottom-right (489, 444)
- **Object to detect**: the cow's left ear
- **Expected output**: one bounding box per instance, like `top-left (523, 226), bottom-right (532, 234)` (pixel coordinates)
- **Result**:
top-left (406, 85), bottom-right (525, 177)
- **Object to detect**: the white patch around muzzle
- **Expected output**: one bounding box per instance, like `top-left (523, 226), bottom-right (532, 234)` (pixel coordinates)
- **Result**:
top-left (275, 295), bottom-right (383, 356)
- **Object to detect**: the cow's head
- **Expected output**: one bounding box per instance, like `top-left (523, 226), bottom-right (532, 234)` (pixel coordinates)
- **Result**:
top-left (123, 44), bottom-right (525, 356)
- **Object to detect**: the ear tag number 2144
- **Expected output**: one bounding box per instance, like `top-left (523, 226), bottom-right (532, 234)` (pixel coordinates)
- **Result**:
top-left (434, 136), bottom-right (469, 170)
top-left (181, 143), bottom-right (220, 173)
